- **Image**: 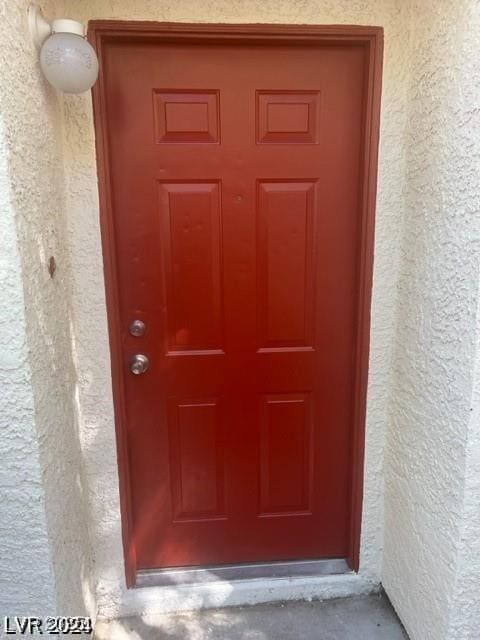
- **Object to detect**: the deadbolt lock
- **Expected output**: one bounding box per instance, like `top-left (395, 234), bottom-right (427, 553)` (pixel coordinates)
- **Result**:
top-left (129, 319), bottom-right (146, 337)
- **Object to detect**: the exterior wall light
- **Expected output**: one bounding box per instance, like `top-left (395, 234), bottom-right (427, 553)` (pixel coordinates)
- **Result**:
top-left (28, 4), bottom-right (98, 94)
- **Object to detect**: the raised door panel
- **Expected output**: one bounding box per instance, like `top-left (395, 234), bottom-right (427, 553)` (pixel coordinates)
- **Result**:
top-left (158, 181), bottom-right (224, 353)
top-left (168, 398), bottom-right (226, 521)
top-left (154, 90), bottom-right (220, 143)
top-left (259, 393), bottom-right (313, 516)
top-left (257, 180), bottom-right (317, 350)
top-left (256, 91), bottom-right (320, 144)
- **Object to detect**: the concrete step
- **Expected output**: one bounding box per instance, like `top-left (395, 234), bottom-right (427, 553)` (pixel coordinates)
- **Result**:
top-left (94, 593), bottom-right (408, 639)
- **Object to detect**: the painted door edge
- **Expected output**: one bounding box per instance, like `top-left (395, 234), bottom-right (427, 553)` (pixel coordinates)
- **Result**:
top-left (88, 21), bottom-right (384, 588)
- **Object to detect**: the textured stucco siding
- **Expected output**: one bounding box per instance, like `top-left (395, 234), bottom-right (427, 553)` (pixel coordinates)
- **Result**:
top-left (0, 116), bottom-right (57, 616)
top-left (382, 2), bottom-right (480, 640)
top-left (448, 311), bottom-right (480, 640)
top-left (0, 0), bottom-right (94, 618)
top-left (62, 0), bottom-right (411, 620)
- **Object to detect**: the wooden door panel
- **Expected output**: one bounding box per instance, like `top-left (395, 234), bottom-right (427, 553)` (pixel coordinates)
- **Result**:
top-left (168, 397), bottom-right (226, 522)
top-left (91, 24), bottom-right (382, 581)
top-left (154, 90), bottom-right (220, 144)
top-left (259, 393), bottom-right (313, 516)
top-left (257, 180), bottom-right (316, 349)
top-left (256, 91), bottom-right (320, 144)
top-left (159, 180), bottom-right (224, 353)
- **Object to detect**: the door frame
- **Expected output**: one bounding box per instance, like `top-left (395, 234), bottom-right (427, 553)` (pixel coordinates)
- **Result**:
top-left (88, 21), bottom-right (383, 588)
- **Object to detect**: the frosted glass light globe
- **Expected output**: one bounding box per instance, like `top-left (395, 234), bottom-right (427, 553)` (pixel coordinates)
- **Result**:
top-left (40, 32), bottom-right (99, 94)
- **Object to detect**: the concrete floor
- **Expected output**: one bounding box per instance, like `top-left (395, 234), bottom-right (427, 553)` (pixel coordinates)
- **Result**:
top-left (94, 593), bottom-right (409, 639)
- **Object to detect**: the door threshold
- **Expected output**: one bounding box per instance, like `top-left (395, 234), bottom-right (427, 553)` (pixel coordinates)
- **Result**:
top-left (136, 558), bottom-right (350, 588)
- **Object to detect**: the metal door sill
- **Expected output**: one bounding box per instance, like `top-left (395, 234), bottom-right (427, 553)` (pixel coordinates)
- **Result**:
top-left (136, 558), bottom-right (350, 588)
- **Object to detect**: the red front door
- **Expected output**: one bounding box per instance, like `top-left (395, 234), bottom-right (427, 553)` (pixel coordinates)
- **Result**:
top-left (96, 25), bottom-right (380, 575)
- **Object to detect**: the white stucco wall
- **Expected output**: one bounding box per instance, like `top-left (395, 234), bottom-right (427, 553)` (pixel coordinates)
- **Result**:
top-left (382, 3), bottom-right (480, 640)
top-left (0, 0), bottom-right (94, 618)
top-left (0, 116), bottom-right (57, 618)
top-left (448, 308), bottom-right (480, 640)
top-left (61, 0), bottom-right (410, 620)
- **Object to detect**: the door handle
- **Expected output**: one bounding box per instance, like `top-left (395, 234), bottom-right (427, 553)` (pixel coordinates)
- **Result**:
top-left (130, 354), bottom-right (149, 375)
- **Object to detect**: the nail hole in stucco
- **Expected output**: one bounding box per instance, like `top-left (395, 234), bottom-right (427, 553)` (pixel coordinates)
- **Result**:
top-left (48, 256), bottom-right (56, 278)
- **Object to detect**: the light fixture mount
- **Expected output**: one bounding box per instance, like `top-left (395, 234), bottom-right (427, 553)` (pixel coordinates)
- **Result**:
top-left (29, 5), bottom-right (85, 46)
top-left (28, 4), bottom-right (52, 48)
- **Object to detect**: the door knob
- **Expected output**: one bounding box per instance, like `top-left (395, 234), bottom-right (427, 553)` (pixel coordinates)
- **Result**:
top-left (130, 354), bottom-right (149, 375)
